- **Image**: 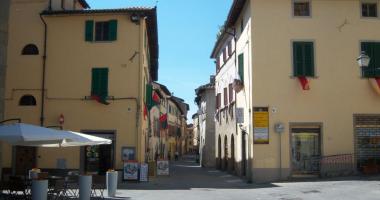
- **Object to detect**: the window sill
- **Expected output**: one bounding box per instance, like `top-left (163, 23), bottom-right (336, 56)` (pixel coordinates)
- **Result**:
top-left (290, 75), bottom-right (319, 79)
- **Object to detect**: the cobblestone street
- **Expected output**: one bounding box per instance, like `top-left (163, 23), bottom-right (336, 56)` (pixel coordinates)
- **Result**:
top-left (107, 157), bottom-right (380, 200)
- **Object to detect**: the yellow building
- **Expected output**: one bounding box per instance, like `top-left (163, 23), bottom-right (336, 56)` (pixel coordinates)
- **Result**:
top-left (213, 0), bottom-right (380, 182)
top-left (3, 0), bottom-right (158, 176)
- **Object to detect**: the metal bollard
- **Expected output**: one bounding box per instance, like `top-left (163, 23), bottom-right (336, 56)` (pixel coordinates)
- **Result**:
top-left (106, 171), bottom-right (118, 197)
top-left (32, 179), bottom-right (48, 200)
top-left (79, 175), bottom-right (92, 200)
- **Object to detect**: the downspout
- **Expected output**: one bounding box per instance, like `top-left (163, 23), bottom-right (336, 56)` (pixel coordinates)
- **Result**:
top-left (39, 14), bottom-right (47, 127)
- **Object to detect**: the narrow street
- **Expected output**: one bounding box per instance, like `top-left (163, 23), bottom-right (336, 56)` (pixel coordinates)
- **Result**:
top-left (110, 157), bottom-right (380, 200)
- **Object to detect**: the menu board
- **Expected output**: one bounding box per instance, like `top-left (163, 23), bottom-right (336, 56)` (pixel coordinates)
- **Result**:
top-left (123, 161), bottom-right (139, 181)
top-left (157, 160), bottom-right (169, 176)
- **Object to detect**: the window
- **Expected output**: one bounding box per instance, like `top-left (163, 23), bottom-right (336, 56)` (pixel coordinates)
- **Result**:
top-left (293, 1), bottom-right (311, 17)
top-left (223, 49), bottom-right (227, 63)
top-left (293, 41), bottom-right (315, 77)
top-left (85, 20), bottom-right (117, 42)
top-left (22, 44), bottom-right (39, 55)
top-left (228, 41), bottom-right (232, 56)
top-left (240, 18), bottom-right (244, 33)
top-left (362, 2), bottom-right (378, 17)
top-left (229, 83), bottom-right (233, 103)
top-left (216, 57), bottom-right (220, 72)
top-left (361, 42), bottom-right (380, 77)
top-left (238, 53), bottom-right (244, 82)
top-left (91, 68), bottom-right (109, 99)
top-left (19, 95), bottom-right (36, 106)
top-left (216, 93), bottom-right (221, 109)
top-left (224, 88), bottom-right (228, 106)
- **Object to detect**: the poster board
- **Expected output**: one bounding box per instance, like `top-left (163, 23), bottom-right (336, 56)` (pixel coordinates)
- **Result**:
top-left (122, 147), bottom-right (136, 161)
top-left (123, 161), bottom-right (139, 181)
top-left (253, 107), bottom-right (269, 144)
top-left (139, 163), bottom-right (148, 182)
top-left (157, 160), bottom-right (169, 176)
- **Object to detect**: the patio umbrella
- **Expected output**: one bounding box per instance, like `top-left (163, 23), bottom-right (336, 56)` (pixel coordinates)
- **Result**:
top-left (0, 123), bottom-right (111, 147)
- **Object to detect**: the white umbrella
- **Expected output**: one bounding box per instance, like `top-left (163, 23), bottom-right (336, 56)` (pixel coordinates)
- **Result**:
top-left (0, 123), bottom-right (111, 147)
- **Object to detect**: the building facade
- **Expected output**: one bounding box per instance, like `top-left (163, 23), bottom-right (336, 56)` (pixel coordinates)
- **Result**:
top-left (195, 77), bottom-right (216, 168)
top-left (3, 0), bottom-right (158, 176)
top-left (212, 0), bottom-right (380, 182)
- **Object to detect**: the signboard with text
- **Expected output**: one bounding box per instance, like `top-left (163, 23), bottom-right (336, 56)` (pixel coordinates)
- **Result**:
top-left (253, 107), bottom-right (269, 144)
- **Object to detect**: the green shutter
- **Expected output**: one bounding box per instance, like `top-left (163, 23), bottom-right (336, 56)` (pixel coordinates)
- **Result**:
top-left (146, 84), bottom-right (153, 109)
top-left (85, 20), bottom-right (94, 42)
top-left (293, 42), bottom-right (314, 77)
top-left (361, 42), bottom-right (380, 77)
top-left (238, 53), bottom-right (244, 82)
top-left (108, 20), bottom-right (118, 41)
top-left (91, 68), bottom-right (108, 98)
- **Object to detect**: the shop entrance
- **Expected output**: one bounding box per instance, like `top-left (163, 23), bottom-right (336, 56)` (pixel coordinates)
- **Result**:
top-left (291, 127), bottom-right (321, 175)
top-left (14, 146), bottom-right (36, 175)
top-left (355, 115), bottom-right (380, 173)
top-left (81, 131), bottom-right (115, 175)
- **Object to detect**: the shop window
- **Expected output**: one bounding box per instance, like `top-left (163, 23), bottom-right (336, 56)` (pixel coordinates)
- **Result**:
top-left (85, 20), bottom-right (117, 42)
top-left (22, 44), bottom-right (39, 55)
top-left (293, 0), bottom-right (311, 17)
top-left (293, 41), bottom-right (315, 77)
top-left (361, 42), bottom-right (380, 77)
top-left (19, 95), bottom-right (36, 106)
top-left (362, 2), bottom-right (378, 17)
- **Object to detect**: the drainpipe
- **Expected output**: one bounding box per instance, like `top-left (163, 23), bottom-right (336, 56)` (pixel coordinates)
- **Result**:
top-left (39, 14), bottom-right (47, 127)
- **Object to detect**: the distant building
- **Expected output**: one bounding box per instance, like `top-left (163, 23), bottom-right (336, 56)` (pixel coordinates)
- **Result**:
top-left (195, 76), bottom-right (216, 168)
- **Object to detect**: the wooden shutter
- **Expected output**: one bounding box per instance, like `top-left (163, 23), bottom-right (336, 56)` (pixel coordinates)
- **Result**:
top-left (361, 42), bottom-right (380, 77)
top-left (91, 68), bottom-right (108, 97)
top-left (238, 53), bottom-right (244, 82)
top-left (108, 20), bottom-right (118, 41)
top-left (85, 20), bottom-right (94, 42)
top-left (224, 88), bottom-right (228, 106)
top-left (293, 42), bottom-right (314, 77)
top-left (146, 84), bottom-right (153, 108)
top-left (229, 84), bottom-right (233, 103)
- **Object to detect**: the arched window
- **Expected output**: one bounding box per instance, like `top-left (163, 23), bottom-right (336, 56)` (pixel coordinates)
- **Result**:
top-left (21, 44), bottom-right (39, 55)
top-left (19, 95), bottom-right (37, 106)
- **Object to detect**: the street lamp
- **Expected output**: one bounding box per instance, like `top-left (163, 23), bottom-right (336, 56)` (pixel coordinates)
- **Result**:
top-left (357, 51), bottom-right (371, 68)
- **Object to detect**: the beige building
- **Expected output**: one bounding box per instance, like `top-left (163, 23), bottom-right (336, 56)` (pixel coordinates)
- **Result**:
top-left (212, 0), bottom-right (380, 182)
top-left (3, 0), bottom-right (158, 176)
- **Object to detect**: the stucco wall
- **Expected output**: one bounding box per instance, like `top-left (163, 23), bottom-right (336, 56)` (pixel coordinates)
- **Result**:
top-left (249, 0), bottom-right (380, 182)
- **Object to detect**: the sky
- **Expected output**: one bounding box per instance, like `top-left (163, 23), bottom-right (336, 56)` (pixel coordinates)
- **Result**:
top-left (87, 0), bottom-right (233, 121)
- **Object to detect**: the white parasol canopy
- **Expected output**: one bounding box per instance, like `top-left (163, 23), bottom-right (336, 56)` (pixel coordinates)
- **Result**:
top-left (0, 123), bottom-right (111, 147)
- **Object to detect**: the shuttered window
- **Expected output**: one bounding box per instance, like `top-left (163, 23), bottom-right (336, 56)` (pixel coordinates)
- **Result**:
top-left (91, 68), bottom-right (109, 98)
top-left (229, 83), bottom-right (233, 103)
top-left (293, 41), bottom-right (315, 77)
top-left (361, 42), bottom-right (380, 77)
top-left (85, 20), bottom-right (117, 42)
top-left (216, 93), bottom-right (221, 109)
top-left (224, 88), bottom-right (228, 106)
top-left (238, 53), bottom-right (244, 82)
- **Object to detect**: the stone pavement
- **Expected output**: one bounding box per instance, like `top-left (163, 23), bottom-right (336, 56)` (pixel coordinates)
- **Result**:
top-left (105, 157), bottom-right (380, 200)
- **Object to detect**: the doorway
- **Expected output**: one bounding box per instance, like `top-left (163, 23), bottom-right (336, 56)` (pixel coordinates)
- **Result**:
top-left (14, 146), bottom-right (36, 175)
top-left (81, 131), bottom-right (115, 175)
top-left (231, 135), bottom-right (235, 172)
top-left (224, 135), bottom-right (228, 171)
top-left (218, 135), bottom-right (222, 169)
top-left (291, 127), bottom-right (321, 175)
top-left (241, 132), bottom-right (246, 176)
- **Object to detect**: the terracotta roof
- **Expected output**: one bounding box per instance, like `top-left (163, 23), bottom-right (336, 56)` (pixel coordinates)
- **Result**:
top-left (210, 0), bottom-right (246, 58)
top-left (152, 82), bottom-right (171, 96)
top-left (78, 0), bottom-right (90, 9)
top-left (41, 7), bottom-right (159, 81)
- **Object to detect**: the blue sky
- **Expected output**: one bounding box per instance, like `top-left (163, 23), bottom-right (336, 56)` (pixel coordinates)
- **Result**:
top-left (87, 0), bottom-right (233, 121)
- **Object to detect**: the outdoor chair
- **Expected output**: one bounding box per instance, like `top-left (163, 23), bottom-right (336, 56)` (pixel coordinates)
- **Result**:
top-left (91, 175), bottom-right (106, 199)
top-left (48, 179), bottom-right (67, 200)
top-left (8, 176), bottom-right (30, 200)
top-left (64, 175), bottom-right (79, 198)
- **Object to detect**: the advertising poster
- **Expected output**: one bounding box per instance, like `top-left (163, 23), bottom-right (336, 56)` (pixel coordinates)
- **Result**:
top-left (253, 107), bottom-right (269, 144)
top-left (122, 147), bottom-right (136, 161)
top-left (139, 163), bottom-right (149, 182)
top-left (123, 161), bottom-right (139, 181)
top-left (157, 160), bottom-right (169, 176)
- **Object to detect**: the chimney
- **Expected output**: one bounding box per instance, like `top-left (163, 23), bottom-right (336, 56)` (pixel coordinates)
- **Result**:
top-left (210, 75), bottom-right (215, 84)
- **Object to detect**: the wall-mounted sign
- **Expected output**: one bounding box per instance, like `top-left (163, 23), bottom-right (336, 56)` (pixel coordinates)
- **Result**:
top-left (253, 107), bottom-right (269, 144)
top-left (122, 147), bottom-right (136, 161)
top-left (123, 161), bottom-right (139, 181)
top-left (236, 107), bottom-right (244, 124)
